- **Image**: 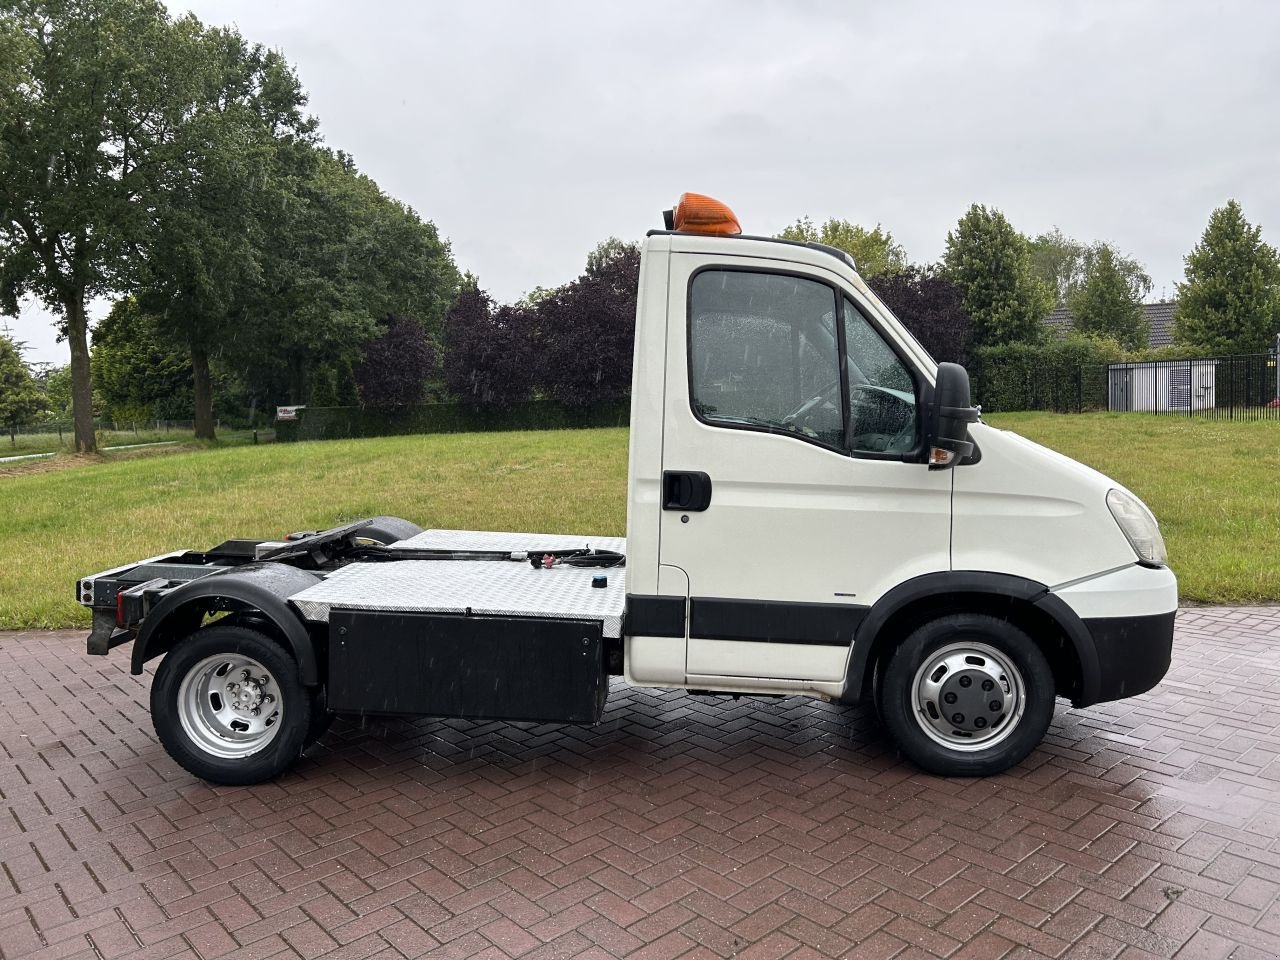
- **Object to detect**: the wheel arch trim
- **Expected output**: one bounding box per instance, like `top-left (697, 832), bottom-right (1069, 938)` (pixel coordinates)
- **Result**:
top-left (132, 563), bottom-right (323, 684)
top-left (846, 571), bottom-right (1101, 706)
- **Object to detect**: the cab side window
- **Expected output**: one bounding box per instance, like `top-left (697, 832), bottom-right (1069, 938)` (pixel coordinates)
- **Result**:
top-left (689, 271), bottom-right (843, 447)
top-left (843, 298), bottom-right (919, 454)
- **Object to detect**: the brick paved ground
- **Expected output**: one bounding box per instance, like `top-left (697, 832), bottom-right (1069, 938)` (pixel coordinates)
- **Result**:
top-left (2, 607), bottom-right (1279, 960)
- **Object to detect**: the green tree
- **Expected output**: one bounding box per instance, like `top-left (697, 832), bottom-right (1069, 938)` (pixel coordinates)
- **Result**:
top-left (1030, 228), bottom-right (1152, 305)
top-left (942, 205), bottom-right (1053, 348)
top-left (91, 298), bottom-right (193, 422)
top-left (1174, 200), bottom-right (1280, 354)
top-left (778, 217), bottom-right (907, 278)
top-left (0, 335), bottom-right (44, 437)
top-left (1068, 245), bottom-right (1149, 349)
top-left (0, 0), bottom-right (206, 452)
top-left (38, 363), bottom-right (72, 419)
top-left (1028, 228), bottom-right (1089, 304)
top-left (586, 236), bottom-right (640, 275)
top-left (231, 148), bottom-right (459, 406)
top-left (137, 24), bottom-right (314, 438)
top-left (518, 285), bottom-right (554, 307)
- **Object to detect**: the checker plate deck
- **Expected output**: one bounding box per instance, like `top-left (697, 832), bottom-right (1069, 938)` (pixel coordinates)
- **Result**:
top-left (289, 529), bottom-right (627, 637)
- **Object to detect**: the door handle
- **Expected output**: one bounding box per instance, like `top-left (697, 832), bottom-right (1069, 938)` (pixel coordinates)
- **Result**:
top-left (663, 471), bottom-right (713, 511)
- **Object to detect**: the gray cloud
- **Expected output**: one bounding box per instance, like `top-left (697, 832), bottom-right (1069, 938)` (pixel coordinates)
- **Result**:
top-left (10, 0), bottom-right (1279, 363)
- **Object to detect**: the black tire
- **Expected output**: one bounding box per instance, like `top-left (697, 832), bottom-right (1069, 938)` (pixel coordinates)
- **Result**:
top-left (357, 516), bottom-right (424, 546)
top-left (151, 624), bottom-right (312, 785)
top-left (878, 614), bottom-right (1055, 776)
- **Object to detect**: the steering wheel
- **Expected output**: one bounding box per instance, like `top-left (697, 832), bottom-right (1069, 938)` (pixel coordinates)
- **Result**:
top-left (851, 419), bottom-right (915, 453)
top-left (782, 377), bottom-right (841, 427)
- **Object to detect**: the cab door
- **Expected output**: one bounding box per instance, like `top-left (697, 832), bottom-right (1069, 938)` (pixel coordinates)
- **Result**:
top-left (658, 253), bottom-right (952, 686)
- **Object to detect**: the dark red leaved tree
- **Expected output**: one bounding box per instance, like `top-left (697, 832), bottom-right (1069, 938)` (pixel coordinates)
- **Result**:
top-left (355, 315), bottom-right (436, 406)
top-left (442, 287), bottom-right (536, 411)
top-left (872, 266), bottom-right (973, 366)
top-left (534, 241), bottom-right (640, 408)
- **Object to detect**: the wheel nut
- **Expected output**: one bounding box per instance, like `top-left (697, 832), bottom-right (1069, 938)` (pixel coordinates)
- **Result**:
top-left (989, 700), bottom-right (1001, 712)
top-left (981, 679), bottom-right (993, 691)
top-left (959, 676), bottom-right (972, 688)
top-left (974, 717), bottom-right (987, 729)
top-left (952, 713), bottom-right (964, 724)
top-left (944, 692), bottom-right (957, 704)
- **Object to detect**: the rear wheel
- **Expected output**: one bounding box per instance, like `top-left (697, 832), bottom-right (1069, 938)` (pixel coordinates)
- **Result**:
top-left (151, 624), bottom-right (311, 784)
top-left (879, 614), bottom-right (1055, 776)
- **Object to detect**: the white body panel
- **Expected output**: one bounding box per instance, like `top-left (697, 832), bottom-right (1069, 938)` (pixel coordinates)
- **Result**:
top-left (1052, 564), bottom-right (1178, 619)
top-left (952, 425), bottom-right (1138, 586)
top-left (624, 237), bottom-right (671, 599)
top-left (623, 562), bottom-right (688, 687)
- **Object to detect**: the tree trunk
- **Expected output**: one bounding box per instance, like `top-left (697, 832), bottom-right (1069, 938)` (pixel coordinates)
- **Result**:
top-left (192, 345), bottom-right (216, 440)
top-left (64, 292), bottom-right (96, 453)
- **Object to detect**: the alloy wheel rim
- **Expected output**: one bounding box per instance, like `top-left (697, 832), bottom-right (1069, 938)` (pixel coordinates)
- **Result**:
top-left (176, 653), bottom-right (283, 759)
top-left (910, 641), bottom-right (1026, 752)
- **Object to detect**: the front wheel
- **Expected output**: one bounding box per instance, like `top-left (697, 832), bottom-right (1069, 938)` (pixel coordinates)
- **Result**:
top-left (879, 614), bottom-right (1056, 776)
top-left (151, 624), bottom-right (312, 785)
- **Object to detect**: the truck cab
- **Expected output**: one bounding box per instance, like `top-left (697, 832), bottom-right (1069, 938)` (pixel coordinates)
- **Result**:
top-left (77, 193), bottom-right (1177, 784)
top-left (620, 196), bottom-right (1175, 774)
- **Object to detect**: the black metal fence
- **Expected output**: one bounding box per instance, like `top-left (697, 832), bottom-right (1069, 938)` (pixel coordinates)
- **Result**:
top-left (275, 399), bottom-right (630, 442)
top-left (1088, 352), bottom-right (1280, 420)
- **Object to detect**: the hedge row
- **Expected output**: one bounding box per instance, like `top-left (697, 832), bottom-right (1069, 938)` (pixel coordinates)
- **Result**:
top-left (275, 399), bottom-right (630, 442)
top-left (971, 336), bottom-right (1125, 413)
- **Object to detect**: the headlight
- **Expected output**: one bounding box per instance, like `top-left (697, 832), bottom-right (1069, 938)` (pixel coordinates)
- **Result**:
top-left (1107, 488), bottom-right (1168, 567)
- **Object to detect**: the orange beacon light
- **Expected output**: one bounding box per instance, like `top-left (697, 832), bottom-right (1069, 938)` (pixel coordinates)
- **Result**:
top-left (666, 193), bottom-right (742, 236)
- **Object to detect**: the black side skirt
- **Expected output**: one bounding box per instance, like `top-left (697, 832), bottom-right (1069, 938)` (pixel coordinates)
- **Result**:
top-left (689, 597), bottom-right (867, 647)
top-left (328, 610), bottom-right (607, 723)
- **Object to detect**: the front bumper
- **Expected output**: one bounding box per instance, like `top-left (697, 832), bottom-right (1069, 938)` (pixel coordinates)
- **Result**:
top-left (1053, 564), bottom-right (1177, 705)
top-left (1081, 610), bottom-right (1176, 702)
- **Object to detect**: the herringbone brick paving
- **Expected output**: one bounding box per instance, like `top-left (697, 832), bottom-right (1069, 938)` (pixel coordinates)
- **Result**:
top-left (2, 607), bottom-right (1279, 959)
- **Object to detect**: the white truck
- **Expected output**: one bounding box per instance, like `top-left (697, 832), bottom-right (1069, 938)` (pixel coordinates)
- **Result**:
top-left (77, 193), bottom-right (1177, 785)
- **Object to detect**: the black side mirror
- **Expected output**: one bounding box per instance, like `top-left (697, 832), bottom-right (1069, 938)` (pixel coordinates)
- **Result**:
top-left (926, 362), bottom-right (979, 469)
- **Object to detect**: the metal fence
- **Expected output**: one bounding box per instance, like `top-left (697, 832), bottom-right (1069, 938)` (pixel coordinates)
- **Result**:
top-left (7, 418), bottom-right (200, 440)
top-left (1091, 352), bottom-right (1280, 420)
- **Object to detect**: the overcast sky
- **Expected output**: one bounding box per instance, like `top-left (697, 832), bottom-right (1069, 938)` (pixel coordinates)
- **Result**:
top-left (8, 0), bottom-right (1280, 365)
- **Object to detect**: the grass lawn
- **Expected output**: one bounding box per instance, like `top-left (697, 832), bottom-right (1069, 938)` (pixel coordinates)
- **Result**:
top-left (0, 415), bottom-right (1274, 629)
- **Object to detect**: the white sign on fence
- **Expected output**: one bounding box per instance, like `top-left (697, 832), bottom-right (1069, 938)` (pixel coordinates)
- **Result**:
top-left (276, 405), bottom-right (306, 421)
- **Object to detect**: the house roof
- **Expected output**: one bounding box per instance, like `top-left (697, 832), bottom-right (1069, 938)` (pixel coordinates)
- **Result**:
top-left (1144, 302), bottom-right (1176, 346)
top-left (1043, 301), bottom-right (1176, 347)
